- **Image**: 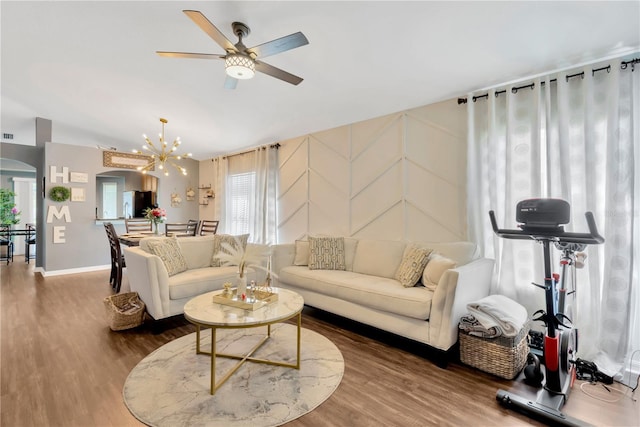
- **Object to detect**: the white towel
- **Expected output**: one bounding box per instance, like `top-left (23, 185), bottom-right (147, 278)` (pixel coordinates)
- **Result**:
top-left (459, 314), bottom-right (500, 338)
top-left (466, 295), bottom-right (528, 337)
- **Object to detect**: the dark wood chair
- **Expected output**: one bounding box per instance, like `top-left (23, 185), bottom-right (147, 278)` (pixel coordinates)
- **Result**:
top-left (199, 220), bottom-right (219, 235)
top-left (188, 220), bottom-right (200, 236)
top-left (0, 225), bottom-right (13, 264)
top-left (25, 223), bottom-right (36, 263)
top-left (104, 222), bottom-right (125, 292)
top-left (125, 218), bottom-right (152, 233)
top-left (165, 221), bottom-right (198, 238)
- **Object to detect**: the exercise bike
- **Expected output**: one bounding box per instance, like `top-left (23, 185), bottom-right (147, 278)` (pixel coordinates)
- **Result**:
top-left (528, 240), bottom-right (587, 361)
top-left (489, 199), bottom-right (604, 426)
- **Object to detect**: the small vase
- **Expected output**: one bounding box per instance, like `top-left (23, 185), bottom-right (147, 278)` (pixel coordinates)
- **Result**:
top-left (237, 274), bottom-right (247, 297)
top-left (153, 222), bottom-right (160, 235)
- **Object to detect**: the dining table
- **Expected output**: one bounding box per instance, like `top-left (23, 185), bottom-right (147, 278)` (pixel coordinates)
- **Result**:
top-left (0, 228), bottom-right (34, 238)
top-left (118, 232), bottom-right (158, 247)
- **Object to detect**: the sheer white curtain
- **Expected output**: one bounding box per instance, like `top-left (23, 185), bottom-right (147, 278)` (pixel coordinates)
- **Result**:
top-left (467, 57), bottom-right (639, 377)
top-left (214, 156), bottom-right (227, 233)
top-left (221, 147), bottom-right (279, 244)
top-left (252, 146), bottom-right (279, 245)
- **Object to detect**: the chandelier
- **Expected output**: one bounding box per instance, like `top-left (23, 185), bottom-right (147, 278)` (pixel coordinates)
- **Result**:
top-left (133, 118), bottom-right (191, 176)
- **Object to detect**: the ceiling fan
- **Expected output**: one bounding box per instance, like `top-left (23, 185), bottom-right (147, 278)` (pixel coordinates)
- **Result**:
top-left (157, 10), bottom-right (309, 89)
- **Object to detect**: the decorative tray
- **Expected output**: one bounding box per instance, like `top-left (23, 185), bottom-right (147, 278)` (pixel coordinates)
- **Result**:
top-left (211, 288), bottom-right (278, 311)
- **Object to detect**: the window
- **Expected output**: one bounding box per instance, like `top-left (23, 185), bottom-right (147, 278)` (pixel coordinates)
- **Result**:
top-left (226, 172), bottom-right (255, 235)
top-left (102, 182), bottom-right (118, 219)
top-left (222, 147), bottom-right (278, 244)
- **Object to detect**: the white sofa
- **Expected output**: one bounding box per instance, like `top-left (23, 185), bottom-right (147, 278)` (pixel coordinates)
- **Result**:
top-left (271, 238), bottom-right (494, 364)
top-left (124, 235), bottom-right (265, 320)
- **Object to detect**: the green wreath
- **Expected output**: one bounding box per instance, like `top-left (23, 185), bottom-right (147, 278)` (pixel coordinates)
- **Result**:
top-left (49, 186), bottom-right (70, 202)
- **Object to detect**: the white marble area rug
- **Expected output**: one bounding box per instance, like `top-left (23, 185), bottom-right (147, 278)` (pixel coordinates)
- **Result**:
top-left (123, 323), bottom-right (344, 427)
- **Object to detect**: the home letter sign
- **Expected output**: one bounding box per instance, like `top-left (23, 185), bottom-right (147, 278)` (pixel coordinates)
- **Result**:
top-left (50, 166), bottom-right (69, 183)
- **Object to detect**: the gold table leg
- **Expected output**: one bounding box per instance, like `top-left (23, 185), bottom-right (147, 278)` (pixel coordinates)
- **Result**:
top-left (193, 311), bottom-right (302, 395)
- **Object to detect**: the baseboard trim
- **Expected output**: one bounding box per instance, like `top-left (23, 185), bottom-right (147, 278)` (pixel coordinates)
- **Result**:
top-left (40, 264), bottom-right (110, 277)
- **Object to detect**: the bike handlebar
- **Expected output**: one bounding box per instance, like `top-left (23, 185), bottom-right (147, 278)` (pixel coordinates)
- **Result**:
top-left (488, 210), bottom-right (604, 245)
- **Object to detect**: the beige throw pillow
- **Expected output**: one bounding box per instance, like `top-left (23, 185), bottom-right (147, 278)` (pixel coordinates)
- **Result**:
top-left (211, 234), bottom-right (249, 267)
top-left (294, 240), bottom-right (310, 266)
top-left (395, 246), bottom-right (433, 287)
top-left (422, 253), bottom-right (457, 291)
top-left (308, 236), bottom-right (346, 270)
top-left (146, 237), bottom-right (188, 277)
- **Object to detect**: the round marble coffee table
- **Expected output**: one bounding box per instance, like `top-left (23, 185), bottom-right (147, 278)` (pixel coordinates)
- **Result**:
top-left (183, 287), bottom-right (304, 395)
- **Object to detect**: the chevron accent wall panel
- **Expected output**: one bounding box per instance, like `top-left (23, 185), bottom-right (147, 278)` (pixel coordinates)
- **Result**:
top-left (278, 137), bottom-right (309, 242)
top-left (277, 98), bottom-right (467, 243)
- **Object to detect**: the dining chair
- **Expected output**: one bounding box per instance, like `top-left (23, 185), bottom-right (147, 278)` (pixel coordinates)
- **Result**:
top-left (165, 222), bottom-right (198, 237)
top-left (104, 222), bottom-right (125, 292)
top-left (187, 220), bottom-right (200, 236)
top-left (199, 220), bottom-right (220, 235)
top-left (125, 218), bottom-right (152, 233)
top-left (0, 225), bottom-right (13, 264)
top-left (25, 223), bottom-right (36, 263)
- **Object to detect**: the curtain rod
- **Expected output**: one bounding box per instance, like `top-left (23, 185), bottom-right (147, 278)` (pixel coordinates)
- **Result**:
top-left (457, 57), bottom-right (640, 105)
top-left (214, 143), bottom-right (280, 161)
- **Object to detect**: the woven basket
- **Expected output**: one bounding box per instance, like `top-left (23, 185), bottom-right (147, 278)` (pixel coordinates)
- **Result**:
top-left (459, 325), bottom-right (529, 379)
top-left (103, 292), bottom-right (146, 331)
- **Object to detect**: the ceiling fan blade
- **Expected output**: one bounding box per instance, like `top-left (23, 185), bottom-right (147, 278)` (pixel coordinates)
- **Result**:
top-left (183, 10), bottom-right (236, 52)
top-left (246, 32), bottom-right (309, 59)
top-left (224, 75), bottom-right (238, 90)
top-left (156, 51), bottom-right (225, 60)
top-left (254, 61), bottom-right (303, 85)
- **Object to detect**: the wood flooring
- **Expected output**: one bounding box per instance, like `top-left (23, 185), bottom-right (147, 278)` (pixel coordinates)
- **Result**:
top-left (1, 262), bottom-right (638, 426)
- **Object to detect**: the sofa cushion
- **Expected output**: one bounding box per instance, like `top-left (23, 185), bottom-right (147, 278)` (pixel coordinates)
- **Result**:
top-left (146, 237), bottom-right (188, 277)
top-left (211, 234), bottom-right (249, 267)
top-left (279, 266), bottom-right (432, 320)
top-left (308, 236), bottom-right (346, 270)
top-left (294, 240), bottom-right (309, 266)
top-left (168, 266), bottom-right (241, 300)
top-left (395, 245), bottom-right (433, 287)
top-left (352, 239), bottom-right (406, 279)
top-left (422, 253), bottom-right (457, 291)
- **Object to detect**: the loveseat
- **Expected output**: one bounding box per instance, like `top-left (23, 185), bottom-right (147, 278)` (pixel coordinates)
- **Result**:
top-left (271, 237), bottom-right (494, 364)
top-left (124, 235), bottom-right (266, 320)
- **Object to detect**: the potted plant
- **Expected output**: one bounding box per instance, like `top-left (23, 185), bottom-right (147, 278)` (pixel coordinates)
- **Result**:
top-left (0, 189), bottom-right (21, 225)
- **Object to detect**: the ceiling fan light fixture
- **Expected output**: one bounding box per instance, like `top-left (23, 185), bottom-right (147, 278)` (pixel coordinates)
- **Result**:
top-left (225, 54), bottom-right (255, 79)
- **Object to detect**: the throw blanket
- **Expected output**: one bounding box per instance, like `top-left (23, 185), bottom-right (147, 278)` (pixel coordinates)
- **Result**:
top-left (465, 295), bottom-right (528, 338)
top-left (459, 314), bottom-right (500, 338)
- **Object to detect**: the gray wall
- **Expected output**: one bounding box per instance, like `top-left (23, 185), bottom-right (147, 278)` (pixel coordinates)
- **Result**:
top-left (1, 170), bottom-right (36, 189)
top-left (43, 142), bottom-right (199, 272)
top-left (2, 139), bottom-right (200, 273)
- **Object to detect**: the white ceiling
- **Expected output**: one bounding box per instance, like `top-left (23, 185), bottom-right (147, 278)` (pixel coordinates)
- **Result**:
top-left (2, 1), bottom-right (639, 160)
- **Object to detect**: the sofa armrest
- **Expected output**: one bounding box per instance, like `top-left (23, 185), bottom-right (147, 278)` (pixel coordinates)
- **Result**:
top-left (428, 257), bottom-right (495, 351)
top-left (270, 243), bottom-right (296, 278)
top-left (123, 247), bottom-right (171, 320)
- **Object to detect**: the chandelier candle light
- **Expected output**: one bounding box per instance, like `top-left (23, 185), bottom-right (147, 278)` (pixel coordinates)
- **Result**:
top-left (133, 118), bottom-right (192, 176)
